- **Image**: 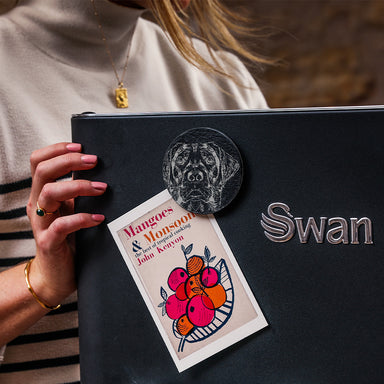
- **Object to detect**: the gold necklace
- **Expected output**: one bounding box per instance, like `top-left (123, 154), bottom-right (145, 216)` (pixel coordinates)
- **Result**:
top-left (90, 0), bottom-right (131, 108)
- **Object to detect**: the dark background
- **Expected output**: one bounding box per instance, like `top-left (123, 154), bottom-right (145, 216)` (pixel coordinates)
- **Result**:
top-left (223, 0), bottom-right (384, 108)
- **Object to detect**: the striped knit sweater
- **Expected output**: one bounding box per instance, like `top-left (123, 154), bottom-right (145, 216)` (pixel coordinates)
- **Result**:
top-left (0, 0), bottom-right (267, 382)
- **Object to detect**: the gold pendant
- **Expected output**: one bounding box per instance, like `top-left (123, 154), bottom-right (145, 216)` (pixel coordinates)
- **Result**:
top-left (115, 87), bottom-right (128, 108)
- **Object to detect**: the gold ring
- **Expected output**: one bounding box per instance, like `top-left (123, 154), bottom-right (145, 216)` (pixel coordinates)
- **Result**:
top-left (36, 201), bottom-right (56, 217)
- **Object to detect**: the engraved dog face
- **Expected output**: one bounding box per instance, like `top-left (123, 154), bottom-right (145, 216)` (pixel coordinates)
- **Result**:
top-left (163, 141), bottom-right (240, 213)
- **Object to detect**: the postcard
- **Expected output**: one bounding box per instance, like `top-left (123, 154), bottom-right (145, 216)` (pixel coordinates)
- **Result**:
top-left (108, 190), bottom-right (268, 372)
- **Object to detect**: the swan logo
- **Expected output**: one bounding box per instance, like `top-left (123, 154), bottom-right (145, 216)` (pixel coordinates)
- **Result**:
top-left (261, 202), bottom-right (373, 245)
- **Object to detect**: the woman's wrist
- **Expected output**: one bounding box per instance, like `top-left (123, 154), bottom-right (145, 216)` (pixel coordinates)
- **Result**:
top-left (24, 259), bottom-right (62, 310)
top-left (26, 257), bottom-right (74, 310)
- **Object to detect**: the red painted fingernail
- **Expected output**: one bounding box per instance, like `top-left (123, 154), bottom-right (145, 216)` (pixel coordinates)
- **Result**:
top-left (91, 182), bottom-right (107, 191)
top-left (66, 143), bottom-right (82, 152)
top-left (81, 155), bottom-right (97, 164)
top-left (92, 214), bottom-right (105, 222)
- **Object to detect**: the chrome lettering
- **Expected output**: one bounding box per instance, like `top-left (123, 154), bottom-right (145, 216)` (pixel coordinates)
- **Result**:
top-left (326, 218), bottom-right (349, 244)
top-left (295, 217), bottom-right (327, 243)
top-left (261, 203), bottom-right (373, 245)
top-left (260, 202), bottom-right (295, 243)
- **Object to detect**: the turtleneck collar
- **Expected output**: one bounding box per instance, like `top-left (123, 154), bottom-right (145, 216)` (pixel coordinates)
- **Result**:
top-left (7, 0), bottom-right (146, 70)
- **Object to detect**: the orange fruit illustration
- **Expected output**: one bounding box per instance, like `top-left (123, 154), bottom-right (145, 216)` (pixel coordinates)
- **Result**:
top-left (185, 275), bottom-right (203, 298)
top-left (204, 284), bottom-right (227, 309)
top-left (176, 314), bottom-right (194, 336)
top-left (186, 255), bottom-right (204, 275)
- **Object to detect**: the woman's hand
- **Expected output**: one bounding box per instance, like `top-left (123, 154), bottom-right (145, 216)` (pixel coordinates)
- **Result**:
top-left (26, 142), bottom-right (107, 308)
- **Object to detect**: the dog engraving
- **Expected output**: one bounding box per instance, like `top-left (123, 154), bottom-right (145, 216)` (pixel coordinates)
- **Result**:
top-left (163, 141), bottom-right (240, 213)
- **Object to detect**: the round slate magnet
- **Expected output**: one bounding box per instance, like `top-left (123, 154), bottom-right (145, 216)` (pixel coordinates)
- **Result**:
top-left (162, 127), bottom-right (243, 214)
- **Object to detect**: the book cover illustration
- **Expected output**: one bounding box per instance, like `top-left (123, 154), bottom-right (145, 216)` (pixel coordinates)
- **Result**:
top-left (108, 190), bottom-right (267, 372)
top-left (158, 243), bottom-right (234, 353)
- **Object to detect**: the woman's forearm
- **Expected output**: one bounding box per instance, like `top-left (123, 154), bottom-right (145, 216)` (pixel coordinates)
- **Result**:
top-left (0, 262), bottom-right (52, 347)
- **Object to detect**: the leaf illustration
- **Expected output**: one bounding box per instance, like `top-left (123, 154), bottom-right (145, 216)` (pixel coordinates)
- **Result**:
top-left (160, 286), bottom-right (168, 301)
top-left (209, 256), bottom-right (216, 264)
top-left (204, 246), bottom-right (211, 260)
top-left (185, 244), bottom-right (193, 255)
top-left (181, 244), bottom-right (186, 254)
top-left (158, 302), bottom-right (165, 307)
top-left (162, 306), bottom-right (166, 317)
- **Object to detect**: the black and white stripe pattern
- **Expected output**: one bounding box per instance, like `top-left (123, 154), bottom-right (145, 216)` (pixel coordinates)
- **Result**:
top-left (0, 177), bottom-right (80, 383)
top-left (0, 176), bottom-right (34, 270)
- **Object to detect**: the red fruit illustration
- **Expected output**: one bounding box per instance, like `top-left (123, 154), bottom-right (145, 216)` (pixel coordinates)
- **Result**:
top-left (201, 267), bottom-right (219, 287)
top-left (165, 294), bottom-right (187, 320)
top-left (168, 267), bottom-right (188, 291)
top-left (187, 295), bottom-right (215, 327)
top-left (175, 282), bottom-right (188, 301)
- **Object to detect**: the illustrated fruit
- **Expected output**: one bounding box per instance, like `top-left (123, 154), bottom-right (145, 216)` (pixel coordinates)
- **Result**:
top-left (204, 284), bottom-right (226, 309)
top-left (168, 267), bottom-right (188, 291)
top-left (187, 295), bottom-right (215, 327)
top-left (165, 294), bottom-right (188, 319)
top-left (176, 314), bottom-right (194, 336)
top-left (185, 275), bottom-right (203, 298)
top-left (201, 267), bottom-right (219, 287)
top-left (186, 255), bottom-right (204, 275)
top-left (160, 245), bottom-right (231, 348)
top-left (175, 282), bottom-right (188, 301)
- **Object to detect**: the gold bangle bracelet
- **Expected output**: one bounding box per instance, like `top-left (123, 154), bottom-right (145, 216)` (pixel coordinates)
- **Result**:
top-left (24, 259), bottom-right (61, 311)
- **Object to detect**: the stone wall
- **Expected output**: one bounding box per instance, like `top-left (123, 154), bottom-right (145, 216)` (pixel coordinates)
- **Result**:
top-left (224, 0), bottom-right (384, 108)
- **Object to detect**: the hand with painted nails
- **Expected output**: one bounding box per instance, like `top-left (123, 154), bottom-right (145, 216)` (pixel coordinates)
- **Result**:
top-left (25, 142), bottom-right (107, 309)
